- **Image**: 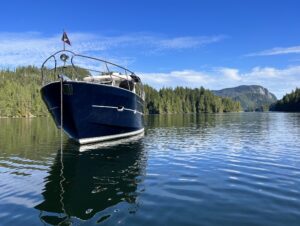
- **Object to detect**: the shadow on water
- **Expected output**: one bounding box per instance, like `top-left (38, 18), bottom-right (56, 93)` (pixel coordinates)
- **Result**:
top-left (35, 136), bottom-right (147, 225)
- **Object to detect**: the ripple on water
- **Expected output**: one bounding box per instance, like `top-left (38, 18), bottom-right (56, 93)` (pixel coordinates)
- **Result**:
top-left (1, 114), bottom-right (300, 225)
top-left (142, 113), bottom-right (300, 226)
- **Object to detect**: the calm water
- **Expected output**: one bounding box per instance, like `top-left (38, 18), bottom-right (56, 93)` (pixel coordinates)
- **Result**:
top-left (0, 113), bottom-right (300, 226)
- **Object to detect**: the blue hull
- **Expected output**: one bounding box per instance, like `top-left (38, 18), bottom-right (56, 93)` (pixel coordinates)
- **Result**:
top-left (41, 81), bottom-right (144, 144)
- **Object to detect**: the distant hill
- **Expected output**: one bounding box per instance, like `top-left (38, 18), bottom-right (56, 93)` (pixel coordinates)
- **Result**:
top-left (270, 88), bottom-right (300, 112)
top-left (212, 85), bottom-right (277, 111)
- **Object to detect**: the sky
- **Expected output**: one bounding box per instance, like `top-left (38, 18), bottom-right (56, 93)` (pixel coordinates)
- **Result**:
top-left (1, 0), bottom-right (300, 98)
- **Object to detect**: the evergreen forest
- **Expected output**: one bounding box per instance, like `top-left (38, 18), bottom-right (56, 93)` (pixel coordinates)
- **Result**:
top-left (270, 88), bottom-right (300, 112)
top-left (144, 85), bottom-right (241, 114)
top-left (0, 66), bottom-right (242, 117)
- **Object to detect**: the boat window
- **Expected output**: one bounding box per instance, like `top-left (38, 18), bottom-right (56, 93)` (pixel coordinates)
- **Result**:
top-left (119, 80), bottom-right (134, 91)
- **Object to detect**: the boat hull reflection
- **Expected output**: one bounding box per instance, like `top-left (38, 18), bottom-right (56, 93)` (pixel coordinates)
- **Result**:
top-left (35, 138), bottom-right (146, 224)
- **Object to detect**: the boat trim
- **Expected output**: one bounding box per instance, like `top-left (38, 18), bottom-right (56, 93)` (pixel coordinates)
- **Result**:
top-left (91, 105), bottom-right (144, 115)
top-left (49, 106), bottom-right (59, 110)
top-left (78, 128), bottom-right (145, 144)
top-left (79, 133), bottom-right (145, 152)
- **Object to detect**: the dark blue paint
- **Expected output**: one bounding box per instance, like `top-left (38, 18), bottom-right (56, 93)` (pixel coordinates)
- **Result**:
top-left (41, 81), bottom-right (144, 141)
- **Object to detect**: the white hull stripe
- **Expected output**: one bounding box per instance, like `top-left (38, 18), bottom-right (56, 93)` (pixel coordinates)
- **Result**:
top-left (49, 106), bottom-right (59, 110)
top-left (92, 105), bottom-right (144, 115)
top-left (78, 128), bottom-right (144, 144)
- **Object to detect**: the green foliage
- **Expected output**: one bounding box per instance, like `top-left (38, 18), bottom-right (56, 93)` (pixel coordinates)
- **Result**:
top-left (270, 88), bottom-right (300, 112)
top-left (0, 66), bottom-right (242, 117)
top-left (0, 66), bottom-right (48, 117)
top-left (144, 85), bottom-right (242, 114)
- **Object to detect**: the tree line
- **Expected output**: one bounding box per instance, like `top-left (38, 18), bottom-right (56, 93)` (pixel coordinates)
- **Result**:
top-left (144, 85), bottom-right (242, 114)
top-left (0, 66), bottom-right (242, 117)
top-left (270, 88), bottom-right (300, 112)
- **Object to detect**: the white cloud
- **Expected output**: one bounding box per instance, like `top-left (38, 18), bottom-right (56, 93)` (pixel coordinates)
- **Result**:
top-left (158, 35), bottom-right (225, 49)
top-left (240, 66), bottom-right (300, 97)
top-left (0, 32), bottom-right (224, 68)
top-left (140, 65), bottom-right (300, 98)
top-left (140, 70), bottom-right (213, 88)
top-left (247, 45), bottom-right (300, 56)
top-left (218, 68), bottom-right (241, 80)
top-left (1, 32), bottom-right (297, 99)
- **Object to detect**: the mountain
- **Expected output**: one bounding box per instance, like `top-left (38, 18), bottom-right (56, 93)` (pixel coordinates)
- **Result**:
top-left (270, 88), bottom-right (300, 112)
top-left (212, 85), bottom-right (277, 111)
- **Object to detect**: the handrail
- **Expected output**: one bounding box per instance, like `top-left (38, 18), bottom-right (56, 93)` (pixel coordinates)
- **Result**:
top-left (41, 49), bottom-right (145, 99)
top-left (73, 54), bottom-right (136, 75)
top-left (41, 49), bottom-right (136, 83)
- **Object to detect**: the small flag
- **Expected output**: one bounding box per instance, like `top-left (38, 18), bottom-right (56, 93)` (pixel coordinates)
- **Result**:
top-left (61, 31), bottom-right (71, 46)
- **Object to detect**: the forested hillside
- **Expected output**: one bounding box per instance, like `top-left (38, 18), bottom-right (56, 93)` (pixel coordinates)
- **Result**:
top-left (212, 85), bottom-right (277, 111)
top-left (0, 67), bottom-right (47, 117)
top-left (144, 85), bottom-right (241, 114)
top-left (270, 88), bottom-right (300, 112)
top-left (0, 67), bottom-right (241, 117)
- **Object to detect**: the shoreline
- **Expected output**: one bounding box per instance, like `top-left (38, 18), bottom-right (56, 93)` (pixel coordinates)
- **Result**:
top-left (1, 111), bottom-right (299, 119)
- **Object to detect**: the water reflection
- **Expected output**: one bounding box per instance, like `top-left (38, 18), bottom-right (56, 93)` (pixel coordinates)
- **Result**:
top-left (35, 138), bottom-right (147, 225)
top-left (0, 118), bottom-right (60, 159)
top-left (146, 114), bottom-right (218, 128)
top-left (1, 114), bottom-right (300, 226)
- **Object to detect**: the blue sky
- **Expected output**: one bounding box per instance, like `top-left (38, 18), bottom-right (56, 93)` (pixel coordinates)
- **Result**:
top-left (1, 0), bottom-right (300, 98)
